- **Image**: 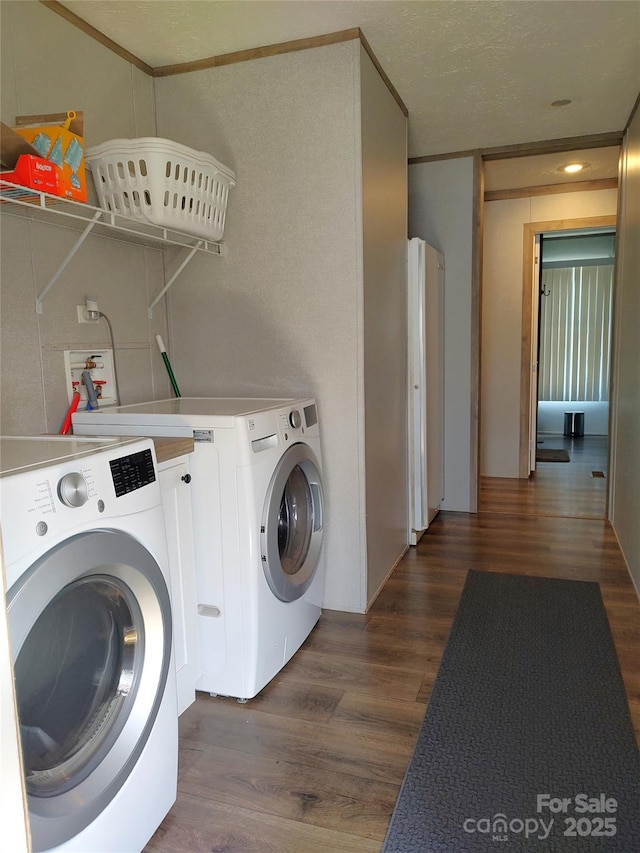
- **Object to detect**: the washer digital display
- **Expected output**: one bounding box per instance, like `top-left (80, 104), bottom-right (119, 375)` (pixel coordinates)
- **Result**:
top-left (109, 449), bottom-right (156, 497)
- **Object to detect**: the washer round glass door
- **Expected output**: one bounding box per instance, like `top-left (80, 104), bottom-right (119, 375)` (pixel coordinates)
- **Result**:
top-left (261, 443), bottom-right (324, 602)
top-left (7, 529), bottom-right (172, 852)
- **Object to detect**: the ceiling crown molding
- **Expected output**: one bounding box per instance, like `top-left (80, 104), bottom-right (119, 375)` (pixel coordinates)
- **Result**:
top-left (152, 28), bottom-right (361, 76)
top-left (40, 0), bottom-right (154, 75)
top-left (39, 3), bottom-right (408, 117)
top-left (409, 131), bottom-right (624, 165)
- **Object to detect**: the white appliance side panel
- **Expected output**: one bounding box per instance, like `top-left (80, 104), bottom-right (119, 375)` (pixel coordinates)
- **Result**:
top-left (0, 573), bottom-right (29, 853)
top-left (425, 244), bottom-right (445, 524)
top-left (408, 238), bottom-right (428, 536)
top-left (408, 240), bottom-right (445, 539)
top-left (159, 458), bottom-right (200, 716)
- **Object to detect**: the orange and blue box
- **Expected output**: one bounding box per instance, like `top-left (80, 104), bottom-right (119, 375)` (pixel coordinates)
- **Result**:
top-left (12, 111), bottom-right (87, 202)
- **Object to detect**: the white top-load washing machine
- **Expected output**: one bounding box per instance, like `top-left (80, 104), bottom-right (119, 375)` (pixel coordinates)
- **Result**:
top-left (73, 398), bottom-right (325, 700)
top-left (0, 436), bottom-right (177, 853)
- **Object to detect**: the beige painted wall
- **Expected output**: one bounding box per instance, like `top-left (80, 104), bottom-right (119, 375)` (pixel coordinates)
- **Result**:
top-left (154, 42), bottom-right (363, 612)
top-left (1, 6), bottom-right (410, 615)
top-left (155, 41), bottom-right (408, 612)
top-left (0, 4), bottom-right (172, 843)
top-left (611, 108), bottom-right (640, 594)
top-left (481, 188), bottom-right (618, 478)
top-left (360, 46), bottom-right (408, 606)
top-left (408, 158), bottom-right (475, 512)
top-left (0, 2), bottom-right (170, 435)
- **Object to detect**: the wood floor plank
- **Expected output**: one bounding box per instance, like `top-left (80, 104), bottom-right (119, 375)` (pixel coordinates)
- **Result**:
top-left (177, 742), bottom-right (205, 782)
top-left (297, 611), bottom-right (373, 655)
top-left (480, 437), bottom-right (608, 519)
top-left (236, 678), bottom-right (345, 724)
top-left (281, 647), bottom-right (425, 700)
top-left (331, 691), bottom-right (427, 741)
top-left (369, 583), bottom-right (461, 618)
top-left (146, 454), bottom-right (640, 852)
top-left (363, 612), bottom-right (453, 645)
top-left (145, 791), bottom-right (381, 852)
top-left (179, 744), bottom-right (397, 840)
top-left (416, 672), bottom-right (438, 706)
top-left (178, 695), bottom-right (416, 784)
top-left (305, 616), bottom-right (445, 670)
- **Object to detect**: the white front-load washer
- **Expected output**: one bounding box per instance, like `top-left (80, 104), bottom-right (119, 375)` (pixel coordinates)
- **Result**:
top-left (0, 435), bottom-right (178, 852)
top-left (73, 398), bottom-right (325, 700)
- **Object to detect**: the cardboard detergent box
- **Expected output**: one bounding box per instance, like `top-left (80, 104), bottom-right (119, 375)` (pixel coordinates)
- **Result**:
top-left (2, 152), bottom-right (60, 194)
top-left (9, 111), bottom-right (87, 202)
top-left (1, 122), bottom-right (60, 197)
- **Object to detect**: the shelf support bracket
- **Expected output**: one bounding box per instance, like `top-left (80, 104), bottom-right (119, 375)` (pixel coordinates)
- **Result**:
top-left (36, 211), bottom-right (103, 314)
top-left (148, 240), bottom-right (203, 318)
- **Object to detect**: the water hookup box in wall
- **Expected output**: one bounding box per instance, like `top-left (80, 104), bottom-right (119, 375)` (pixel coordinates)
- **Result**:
top-left (63, 349), bottom-right (116, 408)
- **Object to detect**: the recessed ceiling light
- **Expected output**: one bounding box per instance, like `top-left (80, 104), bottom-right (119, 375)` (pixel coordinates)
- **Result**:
top-left (559, 162), bottom-right (589, 174)
top-left (551, 99), bottom-right (573, 107)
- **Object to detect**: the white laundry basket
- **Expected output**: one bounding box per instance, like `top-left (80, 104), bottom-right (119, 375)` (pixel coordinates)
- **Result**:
top-left (86, 137), bottom-right (236, 240)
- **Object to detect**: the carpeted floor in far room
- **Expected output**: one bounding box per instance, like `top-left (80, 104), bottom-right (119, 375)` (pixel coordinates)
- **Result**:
top-left (145, 468), bottom-right (639, 853)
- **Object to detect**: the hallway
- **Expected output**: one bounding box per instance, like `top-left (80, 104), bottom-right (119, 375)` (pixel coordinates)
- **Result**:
top-left (480, 435), bottom-right (609, 519)
top-left (147, 467), bottom-right (640, 852)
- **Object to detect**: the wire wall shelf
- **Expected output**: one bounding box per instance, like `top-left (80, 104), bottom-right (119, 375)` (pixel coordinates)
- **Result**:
top-left (0, 180), bottom-right (224, 315)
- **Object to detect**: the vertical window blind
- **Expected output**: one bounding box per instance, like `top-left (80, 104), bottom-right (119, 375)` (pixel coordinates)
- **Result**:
top-left (538, 265), bottom-right (613, 402)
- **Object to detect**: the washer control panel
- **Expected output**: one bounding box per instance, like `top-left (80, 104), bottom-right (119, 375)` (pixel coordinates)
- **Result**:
top-left (244, 399), bottom-right (319, 460)
top-left (0, 438), bottom-right (160, 585)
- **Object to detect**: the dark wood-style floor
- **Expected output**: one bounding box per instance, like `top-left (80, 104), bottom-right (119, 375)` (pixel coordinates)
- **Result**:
top-left (146, 437), bottom-right (639, 853)
top-left (481, 434), bottom-right (609, 520)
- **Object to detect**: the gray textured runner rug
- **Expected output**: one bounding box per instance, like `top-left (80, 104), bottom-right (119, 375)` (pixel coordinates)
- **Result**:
top-left (382, 570), bottom-right (640, 852)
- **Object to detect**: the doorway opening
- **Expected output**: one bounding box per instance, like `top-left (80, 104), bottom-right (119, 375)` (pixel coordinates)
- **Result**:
top-left (536, 229), bottom-right (614, 473)
top-left (520, 218), bottom-right (617, 519)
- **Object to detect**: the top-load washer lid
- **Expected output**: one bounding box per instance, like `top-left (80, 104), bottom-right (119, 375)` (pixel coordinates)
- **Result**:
top-left (0, 436), bottom-right (146, 476)
top-left (72, 397), bottom-right (299, 430)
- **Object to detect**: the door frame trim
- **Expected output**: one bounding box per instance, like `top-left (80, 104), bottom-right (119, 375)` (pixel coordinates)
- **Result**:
top-left (519, 214), bottom-right (617, 479)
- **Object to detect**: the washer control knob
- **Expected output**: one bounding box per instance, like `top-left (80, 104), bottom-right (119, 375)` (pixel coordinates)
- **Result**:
top-left (58, 472), bottom-right (89, 508)
top-left (289, 410), bottom-right (302, 429)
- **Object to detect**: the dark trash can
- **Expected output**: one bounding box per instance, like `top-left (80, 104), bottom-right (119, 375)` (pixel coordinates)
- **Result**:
top-left (563, 411), bottom-right (584, 438)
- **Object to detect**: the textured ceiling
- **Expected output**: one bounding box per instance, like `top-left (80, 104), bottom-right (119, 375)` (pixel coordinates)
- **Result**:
top-left (58, 0), bottom-right (640, 159)
top-left (484, 146), bottom-right (620, 191)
